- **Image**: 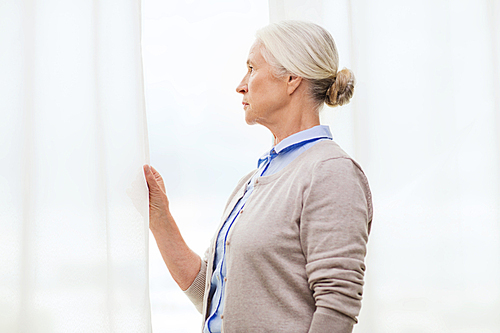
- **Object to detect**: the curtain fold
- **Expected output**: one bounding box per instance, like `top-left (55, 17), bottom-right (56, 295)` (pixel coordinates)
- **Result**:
top-left (0, 1), bottom-right (151, 332)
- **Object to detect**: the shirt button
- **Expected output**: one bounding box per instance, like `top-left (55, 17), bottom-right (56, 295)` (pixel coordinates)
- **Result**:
top-left (221, 315), bottom-right (224, 319)
top-left (226, 241), bottom-right (230, 246)
top-left (224, 277), bottom-right (227, 282)
top-left (255, 179), bottom-right (259, 184)
top-left (240, 209), bottom-right (244, 214)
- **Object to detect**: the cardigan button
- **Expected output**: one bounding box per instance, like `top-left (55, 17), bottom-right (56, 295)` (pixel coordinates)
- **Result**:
top-left (221, 315), bottom-right (224, 319)
top-left (224, 277), bottom-right (227, 282)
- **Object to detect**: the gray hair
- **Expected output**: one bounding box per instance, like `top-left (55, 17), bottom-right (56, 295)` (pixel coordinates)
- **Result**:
top-left (255, 20), bottom-right (355, 108)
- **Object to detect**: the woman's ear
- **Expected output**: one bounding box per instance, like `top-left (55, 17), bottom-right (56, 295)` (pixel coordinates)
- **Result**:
top-left (286, 75), bottom-right (302, 95)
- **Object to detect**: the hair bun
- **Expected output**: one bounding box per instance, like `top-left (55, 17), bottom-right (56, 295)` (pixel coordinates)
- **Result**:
top-left (325, 68), bottom-right (355, 107)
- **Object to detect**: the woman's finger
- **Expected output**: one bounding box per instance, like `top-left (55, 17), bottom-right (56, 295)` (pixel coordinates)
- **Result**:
top-left (144, 165), bottom-right (170, 231)
top-left (150, 165), bottom-right (166, 192)
top-left (150, 165), bottom-right (161, 177)
top-left (144, 165), bottom-right (162, 194)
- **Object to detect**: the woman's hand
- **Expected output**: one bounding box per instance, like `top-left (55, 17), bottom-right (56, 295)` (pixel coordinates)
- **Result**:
top-left (143, 165), bottom-right (170, 234)
top-left (143, 164), bottom-right (202, 290)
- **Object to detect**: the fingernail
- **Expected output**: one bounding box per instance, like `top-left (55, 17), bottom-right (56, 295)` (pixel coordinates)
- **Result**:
top-left (144, 165), bottom-right (150, 173)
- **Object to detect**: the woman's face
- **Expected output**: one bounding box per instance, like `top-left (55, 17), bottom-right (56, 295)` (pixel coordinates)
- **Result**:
top-left (236, 42), bottom-right (289, 127)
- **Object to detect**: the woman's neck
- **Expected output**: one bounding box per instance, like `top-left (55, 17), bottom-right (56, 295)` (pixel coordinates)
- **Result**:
top-left (268, 107), bottom-right (320, 145)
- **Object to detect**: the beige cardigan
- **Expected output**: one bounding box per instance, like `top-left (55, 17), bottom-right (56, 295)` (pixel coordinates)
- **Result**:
top-left (184, 140), bottom-right (373, 333)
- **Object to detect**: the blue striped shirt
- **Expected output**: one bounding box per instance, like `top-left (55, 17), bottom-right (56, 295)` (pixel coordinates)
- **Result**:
top-left (203, 125), bottom-right (333, 333)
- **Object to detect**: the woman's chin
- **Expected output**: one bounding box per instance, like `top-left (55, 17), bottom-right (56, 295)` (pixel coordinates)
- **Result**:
top-left (244, 111), bottom-right (258, 125)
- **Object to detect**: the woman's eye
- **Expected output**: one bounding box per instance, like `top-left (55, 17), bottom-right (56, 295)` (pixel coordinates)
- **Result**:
top-left (249, 66), bottom-right (254, 73)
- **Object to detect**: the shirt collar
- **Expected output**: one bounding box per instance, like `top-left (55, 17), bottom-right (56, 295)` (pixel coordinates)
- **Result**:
top-left (257, 125), bottom-right (333, 168)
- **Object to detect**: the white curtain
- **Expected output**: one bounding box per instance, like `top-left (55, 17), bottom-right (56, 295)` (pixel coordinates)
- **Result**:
top-left (269, 0), bottom-right (500, 332)
top-left (0, 1), bottom-right (151, 332)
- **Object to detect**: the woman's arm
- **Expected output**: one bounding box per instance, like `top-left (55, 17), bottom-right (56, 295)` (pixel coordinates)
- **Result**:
top-left (301, 158), bottom-right (372, 333)
top-left (144, 165), bottom-right (201, 291)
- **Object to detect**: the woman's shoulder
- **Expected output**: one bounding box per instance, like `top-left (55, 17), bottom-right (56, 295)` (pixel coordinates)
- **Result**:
top-left (300, 139), bottom-right (363, 172)
top-left (296, 140), bottom-right (371, 197)
top-left (303, 140), bottom-right (373, 227)
top-left (308, 139), bottom-right (351, 160)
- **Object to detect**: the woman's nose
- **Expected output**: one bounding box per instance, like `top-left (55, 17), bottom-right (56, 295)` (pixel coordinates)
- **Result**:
top-left (236, 77), bottom-right (248, 94)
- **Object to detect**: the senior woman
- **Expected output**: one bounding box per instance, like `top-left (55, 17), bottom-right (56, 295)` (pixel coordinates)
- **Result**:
top-left (144, 20), bottom-right (372, 333)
